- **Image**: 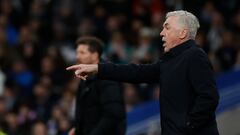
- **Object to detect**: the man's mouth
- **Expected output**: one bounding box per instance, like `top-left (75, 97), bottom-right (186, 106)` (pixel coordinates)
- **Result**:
top-left (162, 40), bottom-right (166, 47)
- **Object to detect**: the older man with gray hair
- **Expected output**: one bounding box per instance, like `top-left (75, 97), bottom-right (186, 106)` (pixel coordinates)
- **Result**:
top-left (67, 10), bottom-right (220, 135)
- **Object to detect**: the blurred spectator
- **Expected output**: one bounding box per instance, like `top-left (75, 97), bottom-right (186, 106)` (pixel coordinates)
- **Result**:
top-left (129, 18), bottom-right (144, 45)
top-left (0, 14), bottom-right (18, 46)
top-left (17, 103), bottom-right (37, 134)
top-left (40, 55), bottom-right (64, 86)
top-left (151, 12), bottom-right (165, 37)
top-left (77, 17), bottom-right (95, 37)
top-left (0, 96), bottom-right (7, 118)
top-left (5, 112), bottom-right (19, 135)
top-left (200, 1), bottom-right (216, 25)
top-left (8, 59), bottom-right (34, 98)
top-left (207, 11), bottom-right (224, 52)
top-left (49, 105), bottom-right (67, 123)
top-left (58, 89), bottom-right (75, 120)
top-left (216, 30), bottom-right (237, 71)
top-left (46, 45), bottom-right (66, 69)
top-left (132, 0), bottom-right (165, 25)
top-left (17, 42), bottom-right (41, 72)
top-left (50, 19), bottom-right (75, 64)
top-left (0, 28), bottom-right (11, 70)
top-left (32, 83), bottom-right (54, 121)
top-left (29, 0), bottom-right (46, 18)
top-left (47, 105), bottom-right (66, 135)
top-left (133, 27), bottom-right (158, 63)
top-left (31, 121), bottom-right (48, 135)
top-left (57, 117), bottom-right (71, 135)
top-left (105, 31), bottom-right (133, 63)
top-left (17, 25), bottom-right (36, 46)
top-left (2, 87), bottom-right (16, 111)
top-left (124, 83), bottom-right (141, 112)
top-left (105, 15), bottom-right (122, 37)
top-left (56, 78), bottom-right (79, 120)
top-left (232, 9), bottom-right (240, 33)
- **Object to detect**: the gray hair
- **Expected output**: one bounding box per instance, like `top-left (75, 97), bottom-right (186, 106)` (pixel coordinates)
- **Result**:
top-left (166, 10), bottom-right (200, 39)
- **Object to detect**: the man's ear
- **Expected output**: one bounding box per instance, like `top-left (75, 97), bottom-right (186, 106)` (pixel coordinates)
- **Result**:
top-left (92, 52), bottom-right (99, 61)
top-left (179, 29), bottom-right (188, 39)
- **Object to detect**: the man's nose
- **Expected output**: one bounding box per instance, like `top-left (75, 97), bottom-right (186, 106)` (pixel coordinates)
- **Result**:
top-left (160, 30), bottom-right (164, 37)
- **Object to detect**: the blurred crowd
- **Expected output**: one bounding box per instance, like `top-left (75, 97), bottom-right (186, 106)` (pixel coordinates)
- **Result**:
top-left (0, 0), bottom-right (240, 135)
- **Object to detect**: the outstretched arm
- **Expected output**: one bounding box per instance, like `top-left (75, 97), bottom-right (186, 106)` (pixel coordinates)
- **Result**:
top-left (66, 61), bottom-right (160, 83)
top-left (97, 62), bottom-right (160, 83)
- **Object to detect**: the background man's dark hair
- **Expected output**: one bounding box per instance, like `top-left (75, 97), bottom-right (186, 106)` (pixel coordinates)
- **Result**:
top-left (76, 36), bottom-right (104, 58)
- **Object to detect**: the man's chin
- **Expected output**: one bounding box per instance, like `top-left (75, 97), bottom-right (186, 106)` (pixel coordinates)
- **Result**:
top-left (164, 47), bottom-right (170, 53)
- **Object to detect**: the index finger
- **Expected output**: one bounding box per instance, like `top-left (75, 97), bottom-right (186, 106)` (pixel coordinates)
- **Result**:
top-left (66, 65), bottom-right (81, 70)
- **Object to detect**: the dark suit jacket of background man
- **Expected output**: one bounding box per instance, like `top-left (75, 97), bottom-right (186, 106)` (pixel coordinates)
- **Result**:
top-left (75, 75), bottom-right (126, 135)
top-left (97, 40), bottom-right (220, 135)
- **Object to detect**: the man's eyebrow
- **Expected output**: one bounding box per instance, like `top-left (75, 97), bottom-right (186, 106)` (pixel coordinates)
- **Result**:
top-left (163, 22), bottom-right (169, 27)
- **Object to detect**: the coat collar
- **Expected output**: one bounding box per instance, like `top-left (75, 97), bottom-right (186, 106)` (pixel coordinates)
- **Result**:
top-left (163, 39), bottom-right (195, 58)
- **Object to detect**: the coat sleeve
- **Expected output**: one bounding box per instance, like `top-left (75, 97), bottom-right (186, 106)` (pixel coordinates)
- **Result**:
top-left (88, 80), bottom-right (126, 135)
top-left (187, 49), bottom-right (219, 131)
top-left (97, 61), bottom-right (161, 83)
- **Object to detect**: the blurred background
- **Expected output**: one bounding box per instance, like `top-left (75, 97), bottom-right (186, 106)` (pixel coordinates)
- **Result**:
top-left (0, 0), bottom-right (240, 135)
